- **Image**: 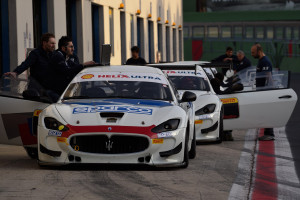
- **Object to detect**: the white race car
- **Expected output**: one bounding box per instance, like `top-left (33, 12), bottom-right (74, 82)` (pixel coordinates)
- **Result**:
top-left (149, 62), bottom-right (298, 142)
top-left (37, 65), bottom-right (197, 167)
top-left (149, 63), bottom-right (224, 142)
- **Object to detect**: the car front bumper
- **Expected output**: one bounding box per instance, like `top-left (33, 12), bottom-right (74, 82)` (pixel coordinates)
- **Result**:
top-left (194, 111), bottom-right (220, 142)
top-left (38, 126), bottom-right (186, 167)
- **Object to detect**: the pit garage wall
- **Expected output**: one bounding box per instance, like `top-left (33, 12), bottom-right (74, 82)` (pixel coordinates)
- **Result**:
top-left (6, 0), bottom-right (183, 71)
top-left (7, 0), bottom-right (67, 72)
top-left (89, 0), bottom-right (183, 65)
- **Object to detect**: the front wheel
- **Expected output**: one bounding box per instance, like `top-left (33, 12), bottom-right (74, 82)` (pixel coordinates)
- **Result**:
top-left (189, 126), bottom-right (196, 159)
top-left (216, 107), bottom-right (224, 143)
top-left (181, 128), bottom-right (189, 168)
top-left (24, 147), bottom-right (38, 159)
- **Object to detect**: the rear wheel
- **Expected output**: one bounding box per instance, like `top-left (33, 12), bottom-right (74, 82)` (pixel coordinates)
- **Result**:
top-left (188, 126), bottom-right (196, 159)
top-left (181, 128), bottom-right (189, 168)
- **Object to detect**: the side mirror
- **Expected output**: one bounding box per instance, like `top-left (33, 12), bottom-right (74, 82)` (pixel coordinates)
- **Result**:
top-left (181, 91), bottom-right (197, 102)
top-left (22, 89), bottom-right (41, 101)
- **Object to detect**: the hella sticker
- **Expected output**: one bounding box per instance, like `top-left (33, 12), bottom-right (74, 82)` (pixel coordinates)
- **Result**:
top-left (157, 132), bottom-right (173, 138)
top-left (48, 130), bottom-right (62, 136)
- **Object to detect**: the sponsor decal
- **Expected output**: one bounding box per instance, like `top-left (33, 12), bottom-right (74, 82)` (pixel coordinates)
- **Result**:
top-left (97, 74), bottom-right (162, 81)
top-left (221, 98), bottom-right (239, 119)
top-left (81, 74), bottom-right (94, 79)
top-left (157, 131), bottom-right (173, 138)
top-left (195, 120), bottom-right (203, 124)
top-left (48, 130), bottom-right (62, 136)
top-left (73, 106), bottom-right (153, 115)
top-left (197, 114), bottom-right (213, 120)
top-left (220, 98), bottom-right (238, 104)
top-left (163, 70), bottom-right (205, 77)
top-left (152, 138), bottom-right (164, 144)
top-left (74, 72), bottom-right (168, 84)
top-left (57, 137), bottom-right (68, 145)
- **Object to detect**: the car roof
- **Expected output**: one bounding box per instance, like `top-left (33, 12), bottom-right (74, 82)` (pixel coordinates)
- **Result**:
top-left (173, 61), bottom-right (210, 65)
top-left (80, 65), bottom-right (164, 75)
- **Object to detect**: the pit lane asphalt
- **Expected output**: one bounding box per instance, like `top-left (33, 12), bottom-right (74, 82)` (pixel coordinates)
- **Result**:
top-left (286, 73), bottom-right (300, 179)
top-left (0, 74), bottom-right (299, 200)
top-left (0, 131), bottom-right (246, 200)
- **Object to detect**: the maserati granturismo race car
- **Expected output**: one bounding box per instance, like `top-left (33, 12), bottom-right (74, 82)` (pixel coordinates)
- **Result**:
top-left (36, 65), bottom-right (197, 167)
top-left (149, 63), bottom-right (224, 142)
top-left (149, 62), bottom-right (298, 143)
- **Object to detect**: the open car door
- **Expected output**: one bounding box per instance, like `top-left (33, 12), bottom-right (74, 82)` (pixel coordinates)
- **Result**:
top-left (212, 68), bottom-right (297, 130)
top-left (0, 75), bottom-right (50, 146)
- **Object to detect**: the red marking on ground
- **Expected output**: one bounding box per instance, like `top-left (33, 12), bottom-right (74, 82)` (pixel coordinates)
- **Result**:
top-left (61, 124), bottom-right (157, 139)
top-left (252, 128), bottom-right (277, 200)
top-left (192, 40), bottom-right (203, 61)
top-left (19, 124), bottom-right (37, 145)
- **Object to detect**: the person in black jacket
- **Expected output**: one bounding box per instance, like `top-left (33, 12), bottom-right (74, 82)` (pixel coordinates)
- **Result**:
top-left (49, 36), bottom-right (95, 96)
top-left (126, 46), bottom-right (147, 65)
top-left (4, 33), bottom-right (56, 89)
top-left (235, 50), bottom-right (251, 73)
top-left (212, 47), bottom-right (238, 75)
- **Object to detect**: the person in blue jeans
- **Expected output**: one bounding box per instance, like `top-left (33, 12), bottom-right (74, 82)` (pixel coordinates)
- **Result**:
top-left (251, 43), bottom-right (274, 141)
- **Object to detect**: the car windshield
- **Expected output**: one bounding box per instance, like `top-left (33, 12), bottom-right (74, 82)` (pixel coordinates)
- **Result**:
top-left (63, 73), bottom-right (173, 101)
top-left (169, 76), bottom-right (209, 91)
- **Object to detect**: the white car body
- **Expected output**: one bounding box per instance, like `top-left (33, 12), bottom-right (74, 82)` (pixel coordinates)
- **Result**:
top-left (163, 66), bottom-right (223, 142)
top-left (36, 65), bottom-right (196, 167)
top-left (149, 61), bottom-right (298, 142)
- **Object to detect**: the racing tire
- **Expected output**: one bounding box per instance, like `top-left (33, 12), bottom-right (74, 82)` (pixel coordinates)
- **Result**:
top-left (24, 147), bottom-right (38, 159)
top-left (188, 126), bottom-right (196, 159)
top-left (181, 128), bottom-right (189, 168)
top-left (216, 107), bottom-right (224, 144)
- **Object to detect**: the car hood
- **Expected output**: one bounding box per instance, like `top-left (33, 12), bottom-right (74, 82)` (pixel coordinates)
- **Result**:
top-left (55, 99), bottom-right (178, 127)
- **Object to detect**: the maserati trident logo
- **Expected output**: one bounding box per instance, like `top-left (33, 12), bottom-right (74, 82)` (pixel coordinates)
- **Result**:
top-left (106, 140), bottom-right (113, 151)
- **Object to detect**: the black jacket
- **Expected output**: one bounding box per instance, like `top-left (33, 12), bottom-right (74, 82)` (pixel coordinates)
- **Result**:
top-left (126, 57), bottom-right (147, 65)
top-left (212, 54), bottom-right (238, 74)
top-left (235, 56), bottom-right (251, 73)
top-left (13, 46), bottom-right (54, 89)
top-left (48, 50), bottom-right (84, 95)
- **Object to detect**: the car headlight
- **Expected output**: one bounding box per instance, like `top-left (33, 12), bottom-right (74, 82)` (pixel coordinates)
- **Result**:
top-left (44, 117), bottom-right (69, 131)
top-left (195, 104), bottom-right (216, 115)
top-left (151, 119), bottom-right (180, 133)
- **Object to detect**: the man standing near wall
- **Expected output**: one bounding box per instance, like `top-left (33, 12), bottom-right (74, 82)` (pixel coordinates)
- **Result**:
top-left (126, 46), bottom-right (147, 65)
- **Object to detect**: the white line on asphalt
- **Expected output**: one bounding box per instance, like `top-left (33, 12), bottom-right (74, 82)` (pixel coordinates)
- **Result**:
top-left (228, 129), bottom-right (258, 200)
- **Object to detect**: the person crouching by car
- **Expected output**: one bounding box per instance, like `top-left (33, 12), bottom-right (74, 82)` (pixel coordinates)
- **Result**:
top-left (235, 50), bottom-right (251, 73)
top-left (212, 46), bottom-right (238, 75)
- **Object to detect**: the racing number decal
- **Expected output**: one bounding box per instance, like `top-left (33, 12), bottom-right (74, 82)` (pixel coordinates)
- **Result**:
top-left (220, 98), bottom-right (239, 119)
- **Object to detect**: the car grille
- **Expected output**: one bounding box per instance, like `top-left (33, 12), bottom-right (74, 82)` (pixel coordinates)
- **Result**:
top-left (69, 135), bottom-right (149, 154)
